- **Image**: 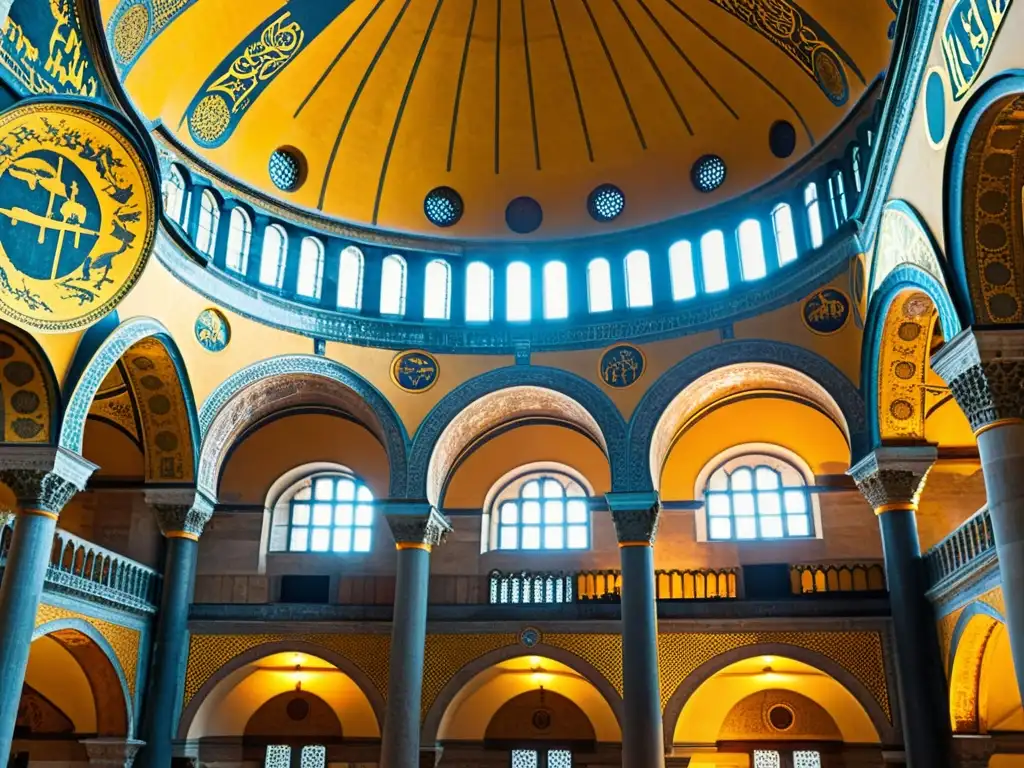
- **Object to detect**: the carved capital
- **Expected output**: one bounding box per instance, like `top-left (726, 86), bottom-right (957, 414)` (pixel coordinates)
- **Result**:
top-left (384, 501), bottom-right (452, 550)
top-left (81, 738), bottom-right (146, 768)
top-left (0, 446), bottom-right (96, 516)
top-left (849, 446), bottom-right (936, 513)
top-left (146, 490), bottom-right (214, 539)
top-left (932, 329), bottom-right (1024, 433)
top-left (606, 491), bottom-right (661, 545)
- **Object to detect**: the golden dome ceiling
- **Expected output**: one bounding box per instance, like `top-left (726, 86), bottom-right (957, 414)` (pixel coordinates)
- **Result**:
top-left (102, 0), bottom-right (895, 240)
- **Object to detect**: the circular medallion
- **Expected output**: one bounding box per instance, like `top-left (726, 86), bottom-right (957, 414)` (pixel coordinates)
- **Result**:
top-left (391, 350), bottom-right (439, 393)
top-left (112, 4), bottom-right (150, 64)
top-left (767, 703), bottom-right (795, 731)
top-left (194, 308), bottom-right (230, 352)
top-left (599, 344), bottom-right (645, 389)
top-left (520, 627), bottom-right (541, 647)
top-left (813, 48), bottom-right (849, 106)
top-left (0, 103), bottom-right (155, 332)
top-left (801, 289), bottom-right (850, 335)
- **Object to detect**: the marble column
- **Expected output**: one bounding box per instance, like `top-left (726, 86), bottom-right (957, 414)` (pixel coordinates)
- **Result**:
top-left (605, 492), bottom-right (664, 768)
top-left (81, 738), bottom-right (146, 768)
top-left (0, 447), bottom-right (95, 763)
top-left (850, 447), bottom-right (951, 768)
top-left (933, 329), bottom-right (1024, 701)
top-left (135, 491), bottom-right (214, 768)
top-left (380, 503), bottom-right (451, 768)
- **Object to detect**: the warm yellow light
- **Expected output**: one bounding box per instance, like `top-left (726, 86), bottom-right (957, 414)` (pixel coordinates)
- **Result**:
top-left (529, 656), bottom-right (542, 671)
top-left (762, 656), bottom-right (775, 666)
top-left (292, 653), bottom-right (305, 666)
top-left (530, 672), bottom-right (551, 686)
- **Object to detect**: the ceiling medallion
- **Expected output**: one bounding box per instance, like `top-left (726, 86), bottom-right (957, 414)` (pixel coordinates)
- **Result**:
top-left (801, 289), bottom-right (850, 335)
top-left (0, 102), bottom-right (155, 332)
top-left (390, 350), bottom-right (439, 393)
top-left (599, 344), bottom-right (645, 389)
top-left (194, 308), bottom-right (230, 352)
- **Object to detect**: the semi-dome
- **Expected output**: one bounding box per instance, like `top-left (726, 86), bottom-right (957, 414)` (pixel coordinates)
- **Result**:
top-left (101, 0), bottom-right (895, 240)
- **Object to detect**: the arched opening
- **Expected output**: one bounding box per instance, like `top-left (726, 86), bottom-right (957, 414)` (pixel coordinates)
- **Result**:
top-left (337, 246), bottom-right (364, 310)
top-left (380, 255), bottom-right (407, 316)
top-left (297, 237), bottom-right (325, 300)
top-left (161, 166), bottom-right (186, 224)
top-left (196, 189), bottom-right (220, 257)
top-left (225, 207), bottom-right (252, 274)
top-left (669, 241), bottom-right (696, 300)
top-left (949, 613), bottom-right (1024, 736)
top-left (0, 320), bottom-right (59, 445)
top-left (260, 224), bottom-right (288, 289)
top-left (424, 259), bottom-right (452, 320)
top-left (466, 261), bottom-right (494, 322)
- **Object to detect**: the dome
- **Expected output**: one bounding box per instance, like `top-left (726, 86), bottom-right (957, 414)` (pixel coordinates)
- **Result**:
top-left (102, 0), bottom-right (894, 240)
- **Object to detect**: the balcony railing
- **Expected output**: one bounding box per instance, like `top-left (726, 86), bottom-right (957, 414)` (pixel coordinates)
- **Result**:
top-left (0, 520), bottom-right (160, 614)
top-left (789, 561), bottom-right (886, 595)
top-left (489, 567), bottom-right (740, 605)
top-left (925, 507), bottom-right (996, 589)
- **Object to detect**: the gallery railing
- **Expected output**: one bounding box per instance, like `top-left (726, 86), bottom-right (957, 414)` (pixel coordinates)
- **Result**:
top-left (789, 561), bottom-right (887, 595)
top-left (0, 519), bottom-right (160, 614)
top-left (925, 507), bottom-right (996, 589)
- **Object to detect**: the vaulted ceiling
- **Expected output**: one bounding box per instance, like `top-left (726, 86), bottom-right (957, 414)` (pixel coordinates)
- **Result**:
top-left (102, 0), bottom-right (895, 239)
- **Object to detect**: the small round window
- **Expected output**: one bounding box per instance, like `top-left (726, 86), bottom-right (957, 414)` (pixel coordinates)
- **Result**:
top-left (587, 184), bottom-right (625, 222)
top-left (424, 186), bottom-right (464, 227)
top-left (268, 148), bottom-right (305, 193)
top-left (691, 155), bottom-right (727, 193)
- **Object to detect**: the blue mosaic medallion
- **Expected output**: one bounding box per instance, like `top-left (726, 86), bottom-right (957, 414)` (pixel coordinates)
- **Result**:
top-left (802, 289), bottom-right (850, 335)
top-left (599, 344), bottom-right (645, 389)
top-left (194, 308), bottom-right (230, 352)
top-left (391, 350), bottom-right (439, 393)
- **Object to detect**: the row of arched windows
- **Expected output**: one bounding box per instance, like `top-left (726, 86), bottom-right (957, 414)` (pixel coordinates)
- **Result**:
top-left (161, 168), bottom-right (844, 323)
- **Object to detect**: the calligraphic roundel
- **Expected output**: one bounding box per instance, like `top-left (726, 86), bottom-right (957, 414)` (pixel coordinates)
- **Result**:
top-left (0, 102), bottom-right (156, 332)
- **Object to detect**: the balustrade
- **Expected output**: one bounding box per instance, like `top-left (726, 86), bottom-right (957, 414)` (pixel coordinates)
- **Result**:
top-left (925, 507), bottom-right (995, 588)
top-left (789, 561), bottom-right (886, 595)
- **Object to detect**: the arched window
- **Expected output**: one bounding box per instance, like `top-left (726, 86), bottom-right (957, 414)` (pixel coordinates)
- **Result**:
top-left (771, 204), bottom-right (798, 266)
top-left (424, 259), bottom-right (451, 320)
top-left (829, 170), bottom-right (848, 224)
top-left (624, 250), bottom-right (653, 308)
top-left (851, 146), bottom-right (863, 193)
top-left (737, 219), bottom-right (766, 281)
top-left (703, 453), bottom-right (813, 541)
top-left (465, 261), bottom-right (493, 322)
top-left (225, 207), bottom-right (251, 274)
top-left (543, 261), bottom-right (568, 320)
top-left (507, 261), bottom-right (531, 322)
top-left (337, 246), bottom-right (364, 310)
top-left (161, 167), bottom-right (186, 224)
top-left (195, 190), bottom-right (220, 257)
top-left (269, 473), bottom-right (375, 553)
top-left (380, 254), bottom-right (407, 316)
top-left (805, 182), bottom-right (823, 249)
top-left (700, 230), bottom-right (728, 293)
top-left (587, 258), bottom-right (613, 313)
top-left (296, 237), bottom-right (324, 299)
top-left (669, 240), bottom-right (696, 300)
top-left (258, 224), bottom-right (287, 288)
top-left (493, 474), bottom-right (589, 551)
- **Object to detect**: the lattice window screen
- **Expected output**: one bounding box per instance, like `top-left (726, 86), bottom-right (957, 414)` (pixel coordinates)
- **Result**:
top-left (511, 749), bottom-right (539, 768)
top-left (264, 745), bottom-right (290, 768)
top-left (753, 751), bottom-right (781, 768)
top-left (299, 745), bottom-right (325, 768)
top-left (793, 751), bottom-right (822, 768)
top-left (547, 749), bottom-right (572, 768)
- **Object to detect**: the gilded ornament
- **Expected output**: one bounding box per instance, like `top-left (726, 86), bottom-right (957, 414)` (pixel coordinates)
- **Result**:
top-left (112, 4), bottom-right (149, 64)
top-left (802, 288), bottom-right (850, 334)
top-left (941, 0), bottom-right (1012, 102)
top-left (194, 308), bottom-right (230, 352)
top-left (0, 103), bottom-right (155, 332)
top-left (390, 350), bottom-right (439, 393)
top-left (599, 344), bottom-right (645, 389)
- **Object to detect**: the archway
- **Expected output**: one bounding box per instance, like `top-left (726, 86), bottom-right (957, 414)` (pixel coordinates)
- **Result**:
top-left (0, 320), bottom-right (60, 445)
top-left (949, 608), bottom-right (1024, 736)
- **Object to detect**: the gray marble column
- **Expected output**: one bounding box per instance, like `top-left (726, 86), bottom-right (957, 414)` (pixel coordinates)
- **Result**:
top-left (380, 503), bottom-right (451, 768)
top-left (933, 329), bottom-right (1024, 702)
top-left (135, 491), bottom-right (213, 768)
top-left (606, 492), bottom-right (664, 768)
top-left (850, 447), bottom-right (951, 768)
top-left (0, 447), bottom-right (95, 763)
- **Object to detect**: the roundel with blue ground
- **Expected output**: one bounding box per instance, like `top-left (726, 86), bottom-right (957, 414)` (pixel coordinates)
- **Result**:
top-left (391, 350), bottom-right (439, 393)
top-left (599, 344), bottom-right (645, 388)
top-left (802, 289), bottom-right (851, 335)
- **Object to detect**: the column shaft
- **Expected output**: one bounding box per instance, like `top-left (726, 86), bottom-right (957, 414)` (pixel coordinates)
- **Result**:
top-left (619, 544), bottom-right (664, 768)
top-left (136, 537), bottom-right (198, 768)
top-left (878, 510), bottom-right (950, 768)
top-left (976, 422), bottom-right (1024, 696)
top-left (0, 512), bottom-right (59, 760)
top-left (380, 546), bottom-right (431, 768)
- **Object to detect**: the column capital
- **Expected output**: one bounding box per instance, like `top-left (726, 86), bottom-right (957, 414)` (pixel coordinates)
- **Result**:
top-left (849, 446), bottom-right (937, 514)
top-left (80, 739), bottom-right (145, 768)
top-left (931, 328), bottom-right (1024, 435)
top-left (605, 491), bottom-right (661, 546)
top-left (0, 446), bottom-right (96, 518)
top-left (145, 489), bottom-right (214, 540)
top-left (384, 501), bottom-right (452, 551)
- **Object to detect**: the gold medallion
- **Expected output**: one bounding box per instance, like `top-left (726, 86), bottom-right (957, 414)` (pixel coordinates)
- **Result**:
top-left (0, 102), bottom-right (156, 332)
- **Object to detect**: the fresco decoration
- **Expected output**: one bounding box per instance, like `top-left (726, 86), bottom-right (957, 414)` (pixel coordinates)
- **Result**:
top-left (872, 203), bottom-right (949, 294)
top-left (181, 1), bottom-right (356, 149)
top-left (599, 345), bottom-right (646, 389)
top-left (121, 338), bottom-right (194, 482)
top-left (877, 291), bottom-right (941, 442)
top-left (705, 0), bottom-right (863, 106)
top-left (105, 0), bottom-right (192, 72)
top-left (87, 361), bottom-right (141, 445)
top-left (194, 308), bottom-right (229, 352)
top-left (0, 0), bottom-right (103, 99)
top-left (0, 326), bottom-right (52, 443)
top-left (962, 94), bottom-right (1024, 324)
top-left (941, 0), bottom-right (1011, 102)
top-left (801, 289), bottom-right (850, 335)
top-left (391, 350), bottom-right (439, 394)
top-left (0, 103), bottom-right (155, 333)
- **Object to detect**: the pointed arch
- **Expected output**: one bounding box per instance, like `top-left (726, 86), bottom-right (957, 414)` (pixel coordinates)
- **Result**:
top-left (0, 320), bottom-right (60, 444)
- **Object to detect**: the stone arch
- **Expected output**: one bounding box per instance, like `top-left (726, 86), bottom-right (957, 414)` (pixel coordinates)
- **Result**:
top-left (60, 317), bottom-right (199, 483)
top-left (177, 639), bottom-right (385, 739)
top-left (629, 341), bottom-right (865, 492)
top-left (661, 642), bottom-right (895, 749)
top-left (863, 264), bottom-right (963, 446)
top-left (197, 355), bottom-right (408, 498)
top-left (31, 617), bottom-right (133, 738)
top-left (408, 367), bottom-right (627, 504)
top-left (421, 642), bottom-right (624, 744)
top-left (948, 606), bottom-right (1008, 734)
top-left (947, 73), bottom-right (1024, 325)
top-left (0, 320), bottom-right (61, 444)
